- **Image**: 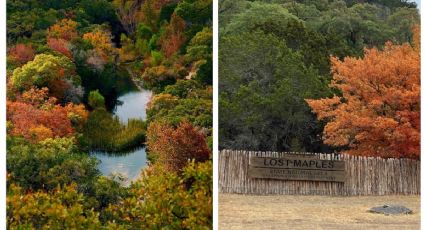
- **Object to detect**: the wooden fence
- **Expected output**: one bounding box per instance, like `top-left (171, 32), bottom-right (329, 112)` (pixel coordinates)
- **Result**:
top-left (218, 150), bottom-right (420, 196)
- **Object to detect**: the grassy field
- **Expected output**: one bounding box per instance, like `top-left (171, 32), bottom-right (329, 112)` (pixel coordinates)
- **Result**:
top-left (219, 194), bottom-right (420, 230)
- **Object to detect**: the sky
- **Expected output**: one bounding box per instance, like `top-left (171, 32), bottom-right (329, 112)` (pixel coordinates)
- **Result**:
top-left (411, 0), bottom-right (420, 8)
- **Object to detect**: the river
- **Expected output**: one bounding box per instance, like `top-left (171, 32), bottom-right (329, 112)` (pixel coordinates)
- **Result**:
top-left (90, 85), bottom-right (152, 184)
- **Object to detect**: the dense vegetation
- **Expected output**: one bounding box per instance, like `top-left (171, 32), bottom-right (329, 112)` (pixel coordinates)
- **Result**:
top-left (219, 0), bottom-right (419, 158)
top-left (307, 28), bottom-right (420, 159)
top-left (7, 0), bottom-right (212, 228)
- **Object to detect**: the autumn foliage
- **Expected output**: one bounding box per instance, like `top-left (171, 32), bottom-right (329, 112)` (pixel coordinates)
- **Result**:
top-left (8, 44), bottom-right (35, 64)
top-left (83, 29), bottom-right (115, 62)
top-left (6, 87), bottom-right (88, 142)
top-left (146, 121), bottom-right (211, 172)
top-left (47, 38), bottom-right (73, 59)
top-left (7, 183), bottom-right (102, 229)
top-left (7, 100), bottom-right (75, 141)
top-left (160, 13), bottom-right (186, 58)
top-left (48, 19), bottom-right (78, 41)
top-left (307, 37), bottom-right (420, 159)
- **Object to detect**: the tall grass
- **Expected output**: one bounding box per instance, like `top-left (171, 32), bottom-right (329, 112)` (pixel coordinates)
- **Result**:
top-left (81, 108), bottom-right (146, 152)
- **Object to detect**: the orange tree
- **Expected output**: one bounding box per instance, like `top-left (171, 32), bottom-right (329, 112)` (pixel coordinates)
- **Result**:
top-left (306, 28), bottom-right (420, 159)
top-left (146, 120), bottom-right (211, 172)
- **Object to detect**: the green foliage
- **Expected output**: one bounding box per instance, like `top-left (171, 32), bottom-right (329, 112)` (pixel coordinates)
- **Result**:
top-left (135, 38), bottom-right (150, 57)
top-left (159, 2), bottom-right (178, 23)
top-left (141, 65), bottom-right (178, 93)
top-left (194, 58), bottom-right (212, 85)
top-left (11, 54), bottom-right (78, 91)
top-left (7, 8), bottom-right (59, 44)
top-left (222, 2), bottom-right (330, 74)
top-left (88, 90), bottom-right (105, 109)
top-left (150, 50), bottom-right (164, 66)
top-left (388, 7), bottom-right (421, 43)
top-left (7, 183), bottom-right (102, 229)
top-left (164, 79), bottom-right (203, 98)
top-left (346, 0), bottom-right (417, 9)
top-left (136, 24), bottom-right (153, 40)
top-left (89, 176), bottom-right (128, 212)
top-left (79, 0), bottom-right (119, 26)
top-left (148, 95), bottom-right (212, 128)
top-left (222, 2), bottom-right (299, 35)
top-left (148, 33), bottom-right (160, 50)
top-left (6, 1), bottom-right (213, 228)
top-left (104, 161), bottom-right (212, 229)
top-left (186, 26), bottom-right (212, 62)
top-left (7, 137), bottom-right (100, 192)
top-left (219, 31), bottom-right (330, 151)
top-left (175, 0), bottom-right (212, 25)
top-left (219, 0), bottom-right (419, 152)
top-left (77, 62), bottom-right (120, 106)
top-left (82, 108), bottom-right (146, 152)
top-left (296, 1), bottom-right (419, 53)
top-left (218, 0), bottom-right (249, 28)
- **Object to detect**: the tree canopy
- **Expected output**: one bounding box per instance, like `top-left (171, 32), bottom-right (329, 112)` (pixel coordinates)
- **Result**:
top-left (219, 0), bottom-right (419, 156)
top-left (307, 35), bottom-right (420, 159)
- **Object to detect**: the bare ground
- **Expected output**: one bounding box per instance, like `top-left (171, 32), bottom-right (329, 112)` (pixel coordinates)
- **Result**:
top-left (219, 193), bottom-right (420, 230)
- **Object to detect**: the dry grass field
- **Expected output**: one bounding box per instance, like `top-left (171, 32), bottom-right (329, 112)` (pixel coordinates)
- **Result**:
top-left (219, 194), bottom-right (420, 230)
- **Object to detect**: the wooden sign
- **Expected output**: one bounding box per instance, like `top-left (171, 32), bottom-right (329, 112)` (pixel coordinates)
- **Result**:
top-left (248, 155), bottom-right (345, 182)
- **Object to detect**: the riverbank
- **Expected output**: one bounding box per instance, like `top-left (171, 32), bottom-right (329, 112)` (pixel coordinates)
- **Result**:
top-left (219, 193), bottom-right (420, 230)
top-left (85, 68), bottom-right (152, 182)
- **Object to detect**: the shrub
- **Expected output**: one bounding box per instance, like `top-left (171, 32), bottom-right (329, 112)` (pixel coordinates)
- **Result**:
top-left (7, 137), bottom-right (99, 192)
top-left (88, 90), bottom-right (105, 109)
top-left (7, 183), bottom-right (102, 229)
top-left (8, 43), bottom-right (35, 65)
top-left (104, 161), bottom-right (212, 229)
top-left (141, 65), bottom-right (178, 93)
top-left (146, 121), bottom-right (211, 171)
top-left (150, 50), bottom-right (164, 66)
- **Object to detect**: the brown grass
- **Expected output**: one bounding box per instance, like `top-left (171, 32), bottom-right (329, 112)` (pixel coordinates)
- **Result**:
top-left (219, 193), bottom-right (420, 230)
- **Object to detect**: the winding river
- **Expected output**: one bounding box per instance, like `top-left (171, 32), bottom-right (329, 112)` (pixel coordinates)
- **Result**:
top-left (90, 86), bottom-right (152, 184)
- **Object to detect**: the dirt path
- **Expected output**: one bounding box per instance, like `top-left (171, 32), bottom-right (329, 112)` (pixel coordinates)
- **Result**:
top-left (219, 194), bottom-right (420, 230)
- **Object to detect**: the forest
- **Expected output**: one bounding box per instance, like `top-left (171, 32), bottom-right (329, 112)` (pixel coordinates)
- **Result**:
top-left (6, 0), bottom-right (212, 228)
top-left (219, 0), bottom-right (420, 159)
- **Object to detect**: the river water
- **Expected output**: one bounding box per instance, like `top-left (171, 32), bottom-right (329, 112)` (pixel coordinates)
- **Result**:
top-left (91, 88), bottom-right (152, 183)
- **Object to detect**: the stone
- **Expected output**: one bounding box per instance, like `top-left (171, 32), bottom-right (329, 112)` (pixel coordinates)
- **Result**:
top-left (369, 205), bottom-right (413, 215)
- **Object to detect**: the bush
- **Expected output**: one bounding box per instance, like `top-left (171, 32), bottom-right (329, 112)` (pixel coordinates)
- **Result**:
top-left (104, 161), bottom-right (212, 229)
top-left (146, 121), bottom-right (211, 171)
top-left (194, 58), bottom-right (212, 85)
top-left (88, 90), bottom-right (105, 109)
top-left (11, 54), bottom-right (77, 92)
top-left (137, 24), bottom-right (153, 40)
top-left (7, 137), bottom-right (99, 192)
top-left (147, 96), bottom-right (212, 128)
top-left (150, 50), bottom-right (164, 66)
top-left (141, 65), bottom-right (178, 93)
top-left (7, 183), bottom-right (102, 229)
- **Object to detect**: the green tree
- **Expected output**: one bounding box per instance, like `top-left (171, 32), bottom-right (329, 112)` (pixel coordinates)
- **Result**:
top-left (185, 27), bottom-right (212, 62)
top-left (88, 90), bottom-right (105, 108)
top-left (7, 137), bottom-right (99, 192)
top-left (222, 2), bottom-right (331, 74)
top-left (11, 54), bottom-right (79, 91)
top-left (219, 31), bottom-right (330, 151)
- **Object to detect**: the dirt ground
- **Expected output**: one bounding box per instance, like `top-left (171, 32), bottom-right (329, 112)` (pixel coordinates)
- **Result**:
top-left (219, 193), bottom-right (420, 230)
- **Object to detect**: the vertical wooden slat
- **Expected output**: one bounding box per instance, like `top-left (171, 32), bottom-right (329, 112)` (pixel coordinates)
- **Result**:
top-left (218, 150), bottom-right (420, 196)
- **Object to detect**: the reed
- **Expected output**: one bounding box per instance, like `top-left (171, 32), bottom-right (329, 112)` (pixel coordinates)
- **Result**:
top-left (81, 108), bottom-right (146, 152)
